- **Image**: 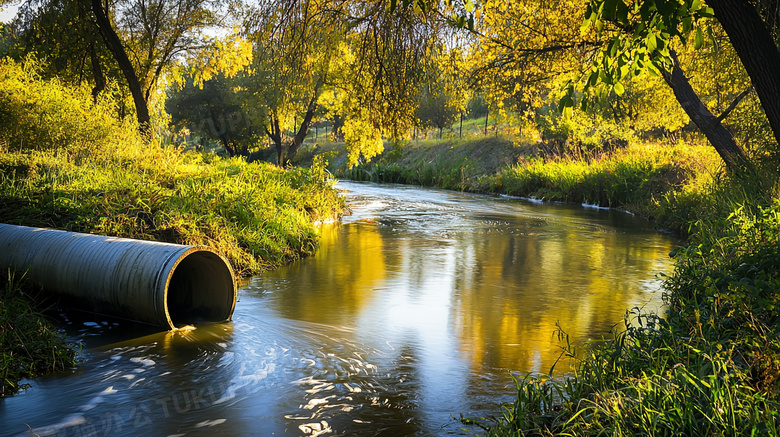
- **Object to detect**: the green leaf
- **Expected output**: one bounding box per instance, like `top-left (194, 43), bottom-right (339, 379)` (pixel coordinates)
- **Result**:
top-left (700, 6), bottom-right (714, 17)
top-left (603, 0), bottom-right (619, 19)
top-left (608, 38), bottom-right (619, 57)
top-left (694, 27), bottom-right (704, 49)
top-left (616, 0), bottom-right (630, 25)
top-left (599, 69), bottom-right (611, 84)
top-left (691, 0), bottom-right (701, 10)
top-left (619, 63), bottom-right (629, 78)
top-left (588, 71), bottom-right (599, 86)
top-left (639, 1), bottom-right (652, 23)
top-left (657, 0), bottom-right (675, 16)
top-left (647, 63), bottom-right (660, 77)
top-left (613, 82), bottom-right (625, 96)
top-left (682, 16), bottom-right (692, 33)
top-left (557, 94), bottom-right (574, 114)
top-left (646, 33), bottom-right (658, 52)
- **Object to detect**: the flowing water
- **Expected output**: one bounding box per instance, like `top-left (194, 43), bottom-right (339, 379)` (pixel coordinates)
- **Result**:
top-left (0, 181), bottom-right (679, 436)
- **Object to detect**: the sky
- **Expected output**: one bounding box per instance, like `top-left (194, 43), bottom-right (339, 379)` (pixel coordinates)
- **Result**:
top-left (0, 4), bottom-right (19, 24)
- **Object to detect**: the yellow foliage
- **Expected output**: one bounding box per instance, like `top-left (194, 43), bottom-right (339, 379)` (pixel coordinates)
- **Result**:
top-left (468, 0), bottom-right (588, 114)
top-left (0, 56), bottom-right (142, 156)
top-left (191, 33), bottom-right (253, 88)
top-left (342, 110), bottom-right (384, 168)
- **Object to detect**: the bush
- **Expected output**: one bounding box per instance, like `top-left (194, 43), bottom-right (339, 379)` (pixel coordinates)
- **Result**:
top-left (0, 57), bottom-right (139, 157)
top-left (536, 108), bottom-right (635, 157)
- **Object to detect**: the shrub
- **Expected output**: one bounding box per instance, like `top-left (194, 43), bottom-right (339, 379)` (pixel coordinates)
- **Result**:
top-left (0, 57), bottom-right (139, 157)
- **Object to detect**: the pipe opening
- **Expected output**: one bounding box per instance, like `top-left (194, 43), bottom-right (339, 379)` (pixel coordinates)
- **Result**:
top-left (167, 250), bottom-right (236, 327)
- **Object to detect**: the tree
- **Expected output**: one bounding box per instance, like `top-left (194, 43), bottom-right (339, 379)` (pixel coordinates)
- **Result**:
top-left (241, 0), bottom-right (448, 166)
top-left (241, 0), bottom-right (333, 165)
top-left (415, 50), bottom-right (467, 139)
top-left (3, 0), bottom-right (238, 136)
top-left (417, 85), bottom-right (460, 138)
top-left (464, 0), bottom-right (598, 140)
top-left (4, 1), bottom-right (120, 101)
top-left (167, 75), bottom-right (256, 156)
top-left (578, 0), bottom-right (780, 172)
top-left (706, 0), bottom-right (780, 151)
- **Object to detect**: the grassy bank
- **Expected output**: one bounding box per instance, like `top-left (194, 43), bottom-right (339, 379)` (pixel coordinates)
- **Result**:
top-left (332, 136), bottom-right (721, 233)
top-left (1, 273), bottom-right (78, 396)
top-left (320, 134), bottom-right (780, 434)
top-left (0, 149), bottom-right (342, 276)
top-left (0, 58), bottom-right (344, 394)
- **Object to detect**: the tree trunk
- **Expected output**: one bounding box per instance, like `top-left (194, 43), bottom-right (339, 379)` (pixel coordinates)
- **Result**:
top-left (707, 0), bottom-right (780, 148)
top-left (218, 133), bottom-right (235, 157)
top-left (91, 0), bottom-right (151, 135)
top-left (287, 94), bottom-right (319, 163)
top-left (661, 49), bottom-right (748, 171)
top-left (89, 43), bottom-right (106, 103)
top-left (265, 114), bottom-right (285, 166)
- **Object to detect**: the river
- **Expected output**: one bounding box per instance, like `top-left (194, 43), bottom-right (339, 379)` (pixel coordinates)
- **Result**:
top-left (0, 181), bottom-right (678, 436)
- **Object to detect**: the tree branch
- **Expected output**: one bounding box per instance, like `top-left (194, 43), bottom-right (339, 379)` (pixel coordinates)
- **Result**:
top-left (715, 85), bottom-right (754, 123)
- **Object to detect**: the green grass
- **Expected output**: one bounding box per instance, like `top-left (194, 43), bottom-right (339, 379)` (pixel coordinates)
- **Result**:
top-left (1, 271), bottom-right (78, 397)
top-left (0, 149), bottom-right (343, 276)
top-left (334, 135), bottom-right (531, 191)
top-left (331, 136), bottom-right (721, 234)
top-left (0, 57), bottom-right (344, 276)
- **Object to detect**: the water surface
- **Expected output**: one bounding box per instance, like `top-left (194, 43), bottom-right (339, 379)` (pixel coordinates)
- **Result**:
top-left (0, 181), bottom-right (678, 436)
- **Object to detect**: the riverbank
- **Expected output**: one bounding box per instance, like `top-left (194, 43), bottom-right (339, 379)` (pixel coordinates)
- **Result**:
top-left (0, 58), bottom-right (345, 396)
top-left (0, 275), bottom-right (79, 397)
top-left (309, 135), bottom-right (780, 434)
top-left (323, 135), bottom-right (721, 234)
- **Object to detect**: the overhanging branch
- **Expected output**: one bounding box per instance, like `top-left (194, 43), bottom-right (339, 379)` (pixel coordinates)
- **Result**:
top-left (715, 85), bottom-right (754, 123)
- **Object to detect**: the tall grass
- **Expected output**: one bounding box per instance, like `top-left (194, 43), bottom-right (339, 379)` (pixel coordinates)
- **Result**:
top-left (1, 271), bottom-right (78, 397)
top-left (0, 150), bottom-right (342, 275)
top-left (335, 135), bottom-right (526, 192)
top-left (335, 136), bottom-right (721, 234)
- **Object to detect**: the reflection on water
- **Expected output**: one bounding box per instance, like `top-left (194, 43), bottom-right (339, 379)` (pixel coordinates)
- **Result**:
top-left (0, 181), bottom-right (678, 436)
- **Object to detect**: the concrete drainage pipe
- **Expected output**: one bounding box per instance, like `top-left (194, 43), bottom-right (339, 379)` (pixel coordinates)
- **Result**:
top-left (0, 223), bottom-right (237, 329)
